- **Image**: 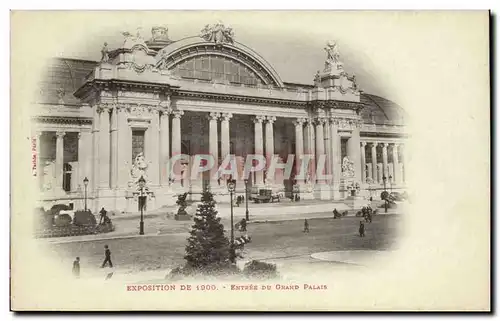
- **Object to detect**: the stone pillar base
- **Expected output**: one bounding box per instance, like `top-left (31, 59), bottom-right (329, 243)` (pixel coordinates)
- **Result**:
top-left (153, 187), bottom-right (177, 208)
top-left (295, 183), bottom-right (315, 200)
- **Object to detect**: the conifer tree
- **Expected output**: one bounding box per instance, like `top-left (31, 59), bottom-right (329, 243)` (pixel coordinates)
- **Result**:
top-left (184, 191), bottom-right (231, 270)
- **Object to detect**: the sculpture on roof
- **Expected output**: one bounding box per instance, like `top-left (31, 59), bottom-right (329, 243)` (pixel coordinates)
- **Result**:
top-left (324, 40), bottom-right (344, 73)
top-left (200, 21), bottom-right (234, 44)
top-left (151, 25), bottom-right (170, 42)
top-left (100, 42), bottom-right (110, 63)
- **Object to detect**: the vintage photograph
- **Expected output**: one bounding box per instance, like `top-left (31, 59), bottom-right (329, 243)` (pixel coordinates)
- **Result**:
top-left (10, 11), bottom-right (490, 311)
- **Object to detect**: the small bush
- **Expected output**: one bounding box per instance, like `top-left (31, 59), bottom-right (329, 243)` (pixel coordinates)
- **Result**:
top-left (54, 214), bottom-right (72, 227)
top-left (49, 204), bottom-right (71, 216)
top-left (243, 260), bottom-right (278, 279)
top-left (73, 210), bottom-right (97, 226)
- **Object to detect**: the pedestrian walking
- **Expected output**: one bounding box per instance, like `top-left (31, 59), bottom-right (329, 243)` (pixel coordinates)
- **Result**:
top-left (72, 257), bottom-right (80, 278)
top-left (359, 221), bottom-right (365, 237)
top-left (101, 245), bottom-right (113, 268)
top-left (303, 219), bottom-right (310, 233)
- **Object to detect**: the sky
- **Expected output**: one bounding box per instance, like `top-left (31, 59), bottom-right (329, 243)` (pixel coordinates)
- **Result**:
top-left (57, 12), bottom-right (400, 103)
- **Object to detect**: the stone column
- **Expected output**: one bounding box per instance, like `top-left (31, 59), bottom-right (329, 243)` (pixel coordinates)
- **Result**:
top-left (265, 116), bottom-right (276, 168)
top-left (377, 164), bottom-right (383, 185)
top-left (367, 163), bottom-right (372, 180)
top-left (253, 115), bottom-right (265, 185)
top-left (78, 131), bottom-right (92, 190)
top-left (305, 119), bottom-right (315, 181)
top-left (360, 142), bottom-right (367, 183)
top-left (293, 118), bottom-right (305, 181)
top-left (171, 110), bottom-right (184, 183)
top-left (371, 142), bottom-right (378, 183)
top-left (55, 131), bottom-right (65, 192)
top-left (159, 108), bottom-right (171, 186)
top-left (382, 142), bottom-right (389, 180)
top-left (330, 116), bottom-right (341, 199)
top-left (116, 105), bottom-right (130, 188)
top-left (220, 113), bottom-right (232, 168)
top-left (77, 132), bottom-right (84, 186)
top-left (98, 105), bottom-right (111, 189)
top-left (110, 106), bottom-right (118, 188)
top-left (208, 112), bottom-right (220, 186)
top-left (323, 118), bottom-right (331, 183)
top-left (315, 118), bottom-right (325, 182)
top-left (91, 105), bottom-right (100, 194)
top-left (392, 143), bottom-right (400, 184)
top-left (149, 109), bottom-right (160, 186)
top-left (347, 121), bottom-right (362, 183)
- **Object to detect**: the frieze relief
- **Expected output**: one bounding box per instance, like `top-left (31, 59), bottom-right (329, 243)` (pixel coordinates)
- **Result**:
top-left (118, 91), bottom-right (156, 99)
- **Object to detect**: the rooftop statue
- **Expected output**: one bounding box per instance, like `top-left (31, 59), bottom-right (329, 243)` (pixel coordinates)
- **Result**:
top-left (100, 42), bottom-right (110, 63)
top-left (200, 21), bottom-right (234, 44)
top-left (151, 25), bottom-right (170, 42)
top-left (324, 40), bottom-right (344, 73)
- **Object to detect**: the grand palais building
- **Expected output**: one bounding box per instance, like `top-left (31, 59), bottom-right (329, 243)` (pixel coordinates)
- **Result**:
top-left (32, 23), bottom-right (409, 212)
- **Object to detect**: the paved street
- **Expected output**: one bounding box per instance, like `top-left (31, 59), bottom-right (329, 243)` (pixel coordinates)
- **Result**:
top-left (44, 213), bottom-right (402, 280)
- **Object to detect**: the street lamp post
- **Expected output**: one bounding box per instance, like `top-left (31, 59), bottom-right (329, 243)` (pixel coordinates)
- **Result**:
top-left (138, 175), bottom-right (146, 235)
top-left (227, 179), bottom-right (236, 264)
top-left (83, 177), bottom-right (89, 212)
top-left (382, 175), bottom-right (388, 213)
top-left (244, 178), bottom-right (249, 221)
top-left (389, 175), bottom-right (393, 194)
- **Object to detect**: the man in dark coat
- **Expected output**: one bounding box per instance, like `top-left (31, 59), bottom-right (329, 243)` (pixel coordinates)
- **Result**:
top-left (239, 218), bottom-right (247, 232)
top-left (101, 245), bottom-right (113, 268)
top-left (99, 207), bottom-right (107, 225)
top-left (359, 221), bottom-right (365, 237)
top-left (303, 219), bottom-right (310, 233)
top-left (72, 257), bottom-right (80, 278)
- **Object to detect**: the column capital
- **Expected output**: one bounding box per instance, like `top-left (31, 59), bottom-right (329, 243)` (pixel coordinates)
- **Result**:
top-left (315, 117), bottom-right (327, 126)
top-left (371, 142), bottom-right (379, 147)
top-left (382, 142), bottom-right (389, 148)
top-left (97, 103), bottom-right (112, 114)
top-left (393, 143), bottom-right (400, 149)
top-left (34, 131), bottom-right (43, 138)
top-left (361, 141), bottom-right (367, 147)
top-left (293, 117), bottom-right (307, 127)
top-left (207, 112), bottom-right (220, 121)
top-left (221, 112), bottom-right (233, 122)
top-left (266, 116), bottom-right (276, 124)
top-left (253, 115), bottom-right (266, 124)
top-left (56, 131), bottom-right (66, 139)
top-left (172, 110), bottom-right (184, 119)
top-left (158, 96), bottom-right (171, 110)
top-left (160, 107), bottom-right (172, 117)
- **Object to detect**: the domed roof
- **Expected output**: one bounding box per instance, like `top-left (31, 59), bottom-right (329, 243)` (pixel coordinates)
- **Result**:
top-left (360, 93), bottom-right (407, 126)
top-left (37, 58), bottom-right (98, 105)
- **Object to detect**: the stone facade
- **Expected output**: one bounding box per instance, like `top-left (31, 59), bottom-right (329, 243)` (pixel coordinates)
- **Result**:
top-left (32, 24), bottom-right (409, 212)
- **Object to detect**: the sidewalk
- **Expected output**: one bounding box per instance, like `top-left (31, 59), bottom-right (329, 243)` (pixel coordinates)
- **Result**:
top-left (43, 207), bottom-right (402, 244)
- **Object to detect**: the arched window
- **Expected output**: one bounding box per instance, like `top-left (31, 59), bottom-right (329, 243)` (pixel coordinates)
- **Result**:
top-left (171, 55), bottom-right (264, 85)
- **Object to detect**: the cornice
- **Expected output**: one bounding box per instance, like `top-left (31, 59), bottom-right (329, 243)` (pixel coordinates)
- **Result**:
top-left (174, 90), bottom-right (307, 108)
top-left (32, 116), bottom-right (93, 125)
top-left (308, 100), bottom-right (365, 112)
top-left (74, 79), bottom-right (179, 101)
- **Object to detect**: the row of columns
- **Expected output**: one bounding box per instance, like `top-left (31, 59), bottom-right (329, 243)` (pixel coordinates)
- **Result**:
top-left (363, 142), bottom-right (404, 185)
top-left (35, 130), bottom-right (92, 193)
top-left (293, 116), bottom-right (362, 186)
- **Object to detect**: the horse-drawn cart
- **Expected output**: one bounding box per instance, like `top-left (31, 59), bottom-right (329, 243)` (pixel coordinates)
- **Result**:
top-left (253, 189), bottom-right (281, 203)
